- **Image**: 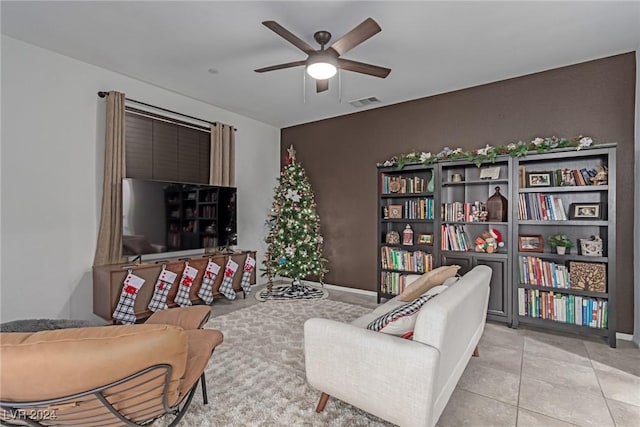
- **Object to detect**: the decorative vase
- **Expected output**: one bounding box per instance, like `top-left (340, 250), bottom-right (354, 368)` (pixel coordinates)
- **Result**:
top-left (427, 172), bottom-right (435, 192)
top-left (556, 246), bottom-right (567, 255)
top-left (486, 187), bottom-right (508, 222)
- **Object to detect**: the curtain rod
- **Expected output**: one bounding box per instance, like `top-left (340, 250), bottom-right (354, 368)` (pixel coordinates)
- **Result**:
top-left (97, 91), bottom-right (237, 131)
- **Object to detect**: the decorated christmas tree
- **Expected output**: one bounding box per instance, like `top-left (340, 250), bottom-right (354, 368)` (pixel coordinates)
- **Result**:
top-left (263, 145), bottom-right (327, 294)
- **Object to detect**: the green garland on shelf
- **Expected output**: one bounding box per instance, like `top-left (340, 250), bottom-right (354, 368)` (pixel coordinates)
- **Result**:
top-left (378, 136), bottom-right (595, 169)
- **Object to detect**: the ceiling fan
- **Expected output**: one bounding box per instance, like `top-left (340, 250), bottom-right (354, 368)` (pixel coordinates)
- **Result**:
top-left (255, 18), bottom-right (391, 93)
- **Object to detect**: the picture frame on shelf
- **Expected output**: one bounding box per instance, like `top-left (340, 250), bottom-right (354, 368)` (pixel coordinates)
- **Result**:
top-left (480, 166), bottom-right (500, 180)
top-left (569, 203), bottom-right (603, 220)
top-left (387, 205), bottom-right (403, 219)
top-left (417, 233), bottom-right (434, 245)
top-left (526, 171), bottom-right (553, 187)
top-left (518, 234), bottom-right (544, 253)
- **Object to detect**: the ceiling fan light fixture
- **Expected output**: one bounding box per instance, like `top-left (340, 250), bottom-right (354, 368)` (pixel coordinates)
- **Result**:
top-left (306, 62), bottom-right (337, 80)
top-left (306, 53), bottom-right (337, 80)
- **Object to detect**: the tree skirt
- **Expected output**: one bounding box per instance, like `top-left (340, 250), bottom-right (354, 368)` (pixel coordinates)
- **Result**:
top-left (256, 283), bottom-right (328, 301)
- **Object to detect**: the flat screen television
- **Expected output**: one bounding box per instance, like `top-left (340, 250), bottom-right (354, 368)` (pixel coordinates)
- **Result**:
top-left (122, 178), bottom-right (237, 256)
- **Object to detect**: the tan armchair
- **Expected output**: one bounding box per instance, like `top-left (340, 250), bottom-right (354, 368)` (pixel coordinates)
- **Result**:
top-left (0, 306), bottom-right (221, 426)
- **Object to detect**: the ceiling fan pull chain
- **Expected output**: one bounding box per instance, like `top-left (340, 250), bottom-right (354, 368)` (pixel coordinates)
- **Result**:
top-left (338, 68), bottom-right (342, 104)
top-left (303, 68), bottom-right (307, 104)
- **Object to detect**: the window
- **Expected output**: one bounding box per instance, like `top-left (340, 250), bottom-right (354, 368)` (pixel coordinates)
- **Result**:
top-left (125, 110), bottom-right (210, 184)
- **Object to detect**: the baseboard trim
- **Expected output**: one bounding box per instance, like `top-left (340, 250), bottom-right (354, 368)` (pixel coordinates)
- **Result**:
top-left (270, 278), bottom-right (377, 297)
top-left (320, 283), bottom-right (377, 297)
top-left (616, 332), bottom-right (633, 342)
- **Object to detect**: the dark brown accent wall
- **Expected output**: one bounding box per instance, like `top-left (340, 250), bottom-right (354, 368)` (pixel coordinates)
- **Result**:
top-left (281, 52), bottom-right (636, 333)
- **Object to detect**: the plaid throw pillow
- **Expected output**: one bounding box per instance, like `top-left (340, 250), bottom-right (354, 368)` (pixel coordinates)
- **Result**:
top-left (366, 293), bottom-right (438, 333)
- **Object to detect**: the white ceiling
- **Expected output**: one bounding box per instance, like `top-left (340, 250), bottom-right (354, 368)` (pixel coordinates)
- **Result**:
top-left (2, 1), bottom-right (639, 128)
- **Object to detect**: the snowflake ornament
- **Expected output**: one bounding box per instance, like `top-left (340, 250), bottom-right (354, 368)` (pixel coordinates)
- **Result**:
top-left (476, 144), bottom-right (492, 155)
top-left (419, 152), bottom-right (432, 162)
top-left (531, 137), bottom-right (545, 147)
top-left (285, 246), bottom-right (296, 256)
top-left (285, 189), bottom-right (301, 202)
top-left (578, 137), bottom-right (593, 150)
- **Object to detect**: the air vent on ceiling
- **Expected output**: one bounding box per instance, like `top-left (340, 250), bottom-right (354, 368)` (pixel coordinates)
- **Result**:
top-left (348, 96), bottom-right (381, 108)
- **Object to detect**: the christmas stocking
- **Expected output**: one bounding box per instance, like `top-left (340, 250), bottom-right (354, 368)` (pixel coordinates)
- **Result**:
top-left (112, 271), bottom-right (145, 324)
top-left (218, 259), bottom-right (239, 300)
top-left (174, 263), bottom-right (198, 307)
top-left (198, 259), bottom-right (221, 304)
top-left (240, 255), bottom-right (256, 294)
top-left (148, 266), bottom-right (178, 312)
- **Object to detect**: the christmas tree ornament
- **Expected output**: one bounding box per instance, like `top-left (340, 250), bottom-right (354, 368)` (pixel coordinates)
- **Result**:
top-left (240, 255), bottom-right (256, 294)
top-left (198, 258), bottom-right (221, 304)
top-left (112, 270), bottom-right (145, 324)
top-left (218, 258), bottom-right (239, 300)
top-left (174, 263), bottom-right (198, 307)
top-left (285, 189), bottom-right (301, 202)
top-left (148, 265), bottom-right (178, 312)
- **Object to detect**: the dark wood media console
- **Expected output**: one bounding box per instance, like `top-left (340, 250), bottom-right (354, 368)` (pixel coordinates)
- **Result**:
top-left (93, 250), bottom-right (257, 322)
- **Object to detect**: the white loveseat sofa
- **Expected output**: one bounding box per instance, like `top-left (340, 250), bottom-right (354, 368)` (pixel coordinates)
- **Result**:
top-left (304, 265), bottom-right (492, 427)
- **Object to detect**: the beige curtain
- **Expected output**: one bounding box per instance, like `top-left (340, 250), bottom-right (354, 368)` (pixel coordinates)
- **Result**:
top-left (209, 122), bottom-right (235, 186)
top-left (94, 91), bottom-right (126, 266)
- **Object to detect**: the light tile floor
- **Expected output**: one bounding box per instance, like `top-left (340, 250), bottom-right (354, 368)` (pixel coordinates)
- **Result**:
top-left (212, 285), bottom-right (640, 427)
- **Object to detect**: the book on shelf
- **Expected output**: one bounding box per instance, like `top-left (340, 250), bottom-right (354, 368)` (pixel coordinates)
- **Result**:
top-left (381, 174), bottom-right (427, 194)
top-left (380, 246), bottom-right (434, 273)
top-left (380, 272), bottom-right (406, 295)
top-left (518, 256), bottom-right (570, 288)
top-left (403, 198), bottom-right (434, 219)
top-left (441, 224), bottom-right (471, 251)
top-left (517, 193), bottom-right (567, 220)
top-left (518, 288), bottom-right (607, 328)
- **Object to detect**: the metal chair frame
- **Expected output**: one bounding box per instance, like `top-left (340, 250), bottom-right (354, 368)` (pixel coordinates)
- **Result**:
top-left (0, 364), bottom-right (208, 427)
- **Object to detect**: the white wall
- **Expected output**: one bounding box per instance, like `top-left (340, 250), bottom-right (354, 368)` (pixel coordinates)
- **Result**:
top-left (634, 48), bottom-right (640, 346)
top-left (0, 36), bottom-right (280, 323)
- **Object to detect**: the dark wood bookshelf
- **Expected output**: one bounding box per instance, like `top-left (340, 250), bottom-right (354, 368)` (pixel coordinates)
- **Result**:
top-left (513, 145), bottom-right (616, 347)
top-left (377, 145), bottom-right (617, 346)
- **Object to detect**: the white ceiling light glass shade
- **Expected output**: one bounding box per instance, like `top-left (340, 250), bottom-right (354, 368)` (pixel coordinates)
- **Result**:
top-left (306, 53), bottom-right (337, 80)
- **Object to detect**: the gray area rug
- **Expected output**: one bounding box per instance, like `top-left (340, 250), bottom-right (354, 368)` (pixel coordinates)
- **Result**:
top-left (0, 319), bottom-right (95, 332)
top-left (159, 299), bottom-right (392, 426)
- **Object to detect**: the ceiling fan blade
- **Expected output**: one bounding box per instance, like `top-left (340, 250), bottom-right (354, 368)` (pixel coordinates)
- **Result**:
top-left (262, 21), bottom-right (315, 54)
top-left (328, 18), bottom-right (381, 56)
top-left (338, 58), bottom-right (391, 78)
top-left (254, 60), bottom-right (306, 73)
top-left (316, 79), bottom-right (329, 93)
